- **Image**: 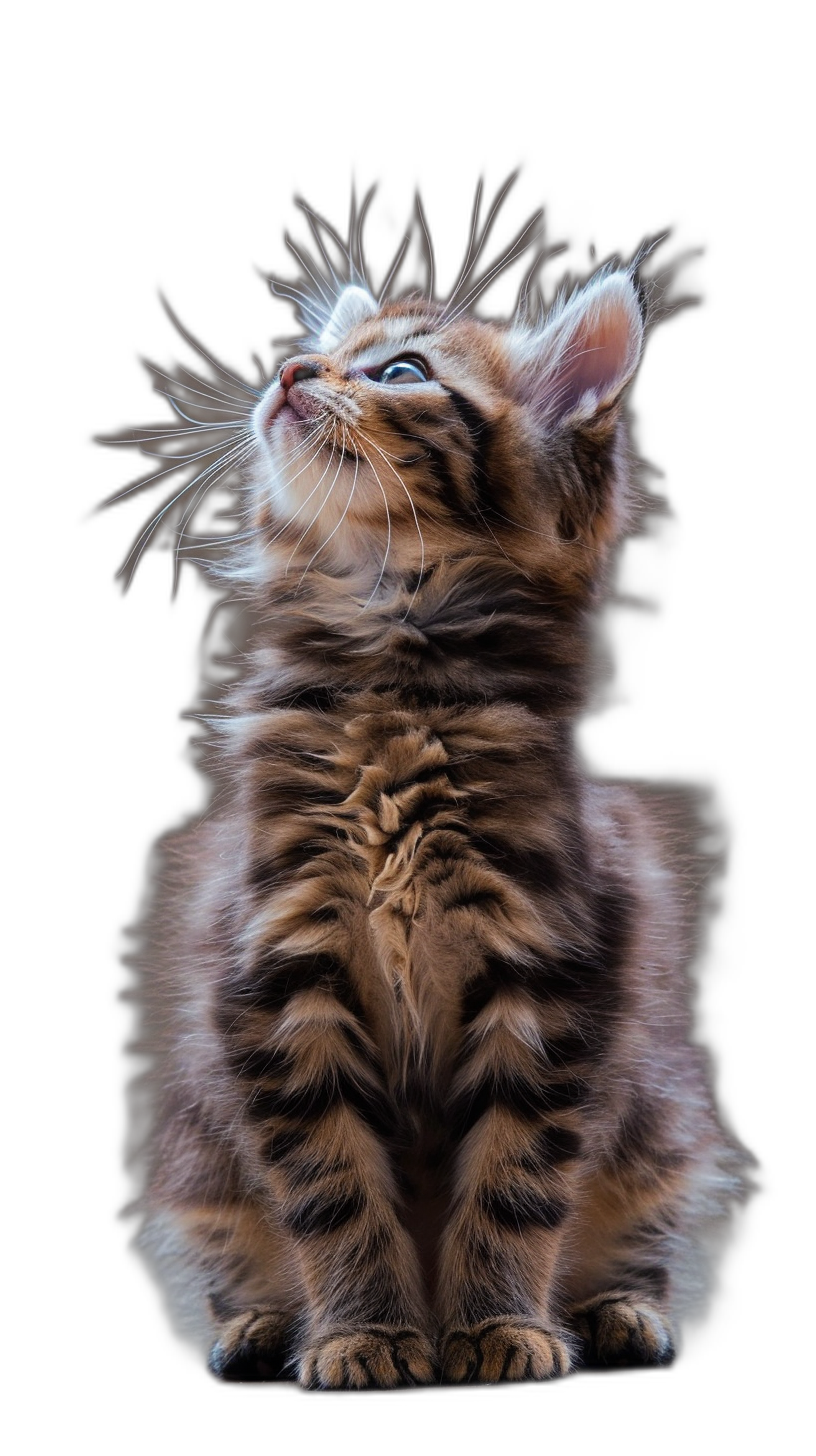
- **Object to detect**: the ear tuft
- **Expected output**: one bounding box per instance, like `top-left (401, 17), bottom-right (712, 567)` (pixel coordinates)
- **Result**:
top-left (319, 285), bottom-right (378, 350)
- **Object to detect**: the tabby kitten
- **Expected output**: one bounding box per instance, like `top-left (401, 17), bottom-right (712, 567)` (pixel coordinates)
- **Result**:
top-left (109, 187), bottom-right (749, 1388)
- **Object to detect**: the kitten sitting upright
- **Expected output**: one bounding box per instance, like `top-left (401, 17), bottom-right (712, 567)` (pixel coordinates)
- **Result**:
top-left (107, 184), bottom-right (750, 1387)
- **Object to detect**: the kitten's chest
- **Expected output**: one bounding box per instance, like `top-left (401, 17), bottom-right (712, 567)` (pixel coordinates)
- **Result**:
top-left (340, 719), bottom-right (467, 950)
top-left (241, 701), bottom-right (567, 1076)
top-left (324, 718), bottom-right (482, 1068)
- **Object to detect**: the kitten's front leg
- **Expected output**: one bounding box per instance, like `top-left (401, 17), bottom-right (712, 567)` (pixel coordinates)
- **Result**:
top-left (437, 984), bottom-right (591, 1383)
top-left (220, 964), bottom-right (434, 1389)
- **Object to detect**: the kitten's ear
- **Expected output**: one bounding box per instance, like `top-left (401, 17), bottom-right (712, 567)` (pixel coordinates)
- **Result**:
top-left (511, 271), bottom-right (644, 427)
top-left (319, 285), bottom-right (379, 350)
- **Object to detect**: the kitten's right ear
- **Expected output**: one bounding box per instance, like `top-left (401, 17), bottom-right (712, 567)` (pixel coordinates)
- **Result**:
top-left (319, 285), bottom-right (378, 350)
top-left (509, 271), bottom-right (644, 429)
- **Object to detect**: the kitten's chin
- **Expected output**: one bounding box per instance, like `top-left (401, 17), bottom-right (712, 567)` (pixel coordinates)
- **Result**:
top-left (277, 402), bottom-right (306, 424)
top-left (252, 384), bottom-right (285, 438)
top-left (253, 382), bottom-right (322, 442)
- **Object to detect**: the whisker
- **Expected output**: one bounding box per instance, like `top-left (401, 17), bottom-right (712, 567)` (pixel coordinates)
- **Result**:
top-left (296, 430), bottom-right (359, 587)
top-left (117, 434), bottom-right (253, 583)
top-left (376, 231), bottom-right (411, 306)
top-left (260, 449), bottom-right (338, 553)
top-left (144, 360), bottom-right (253, 410)
top-left (351, 185), bottom-right (376, 290)
top-left (160, 296), bottom-right (262, 398)
top-left (173, 438), bottom-right (256, 590)
top-left (267, 428), bottom-right (334, 502)
top-left (101, 421), bottom-right (247, 446)
top-left (443, 216), bottom-right (543, 326)
top-left (175, 525), bottom-right (258, 553)
top-left (157, 391), bottom-right (250, 424)
top-left (284, 236), bottom-right (336, 314)
top-left (446, 177), bottom-right (483, 311)
top-left (414, 191), bottom-right (435, 302)
top-left (134, 440), bottom-right (245, 463)
top-left (356, 429), bottom-right (425, 618)
top-left (296, 197), bottom-right (346, 296)
top-left (98, 433), bottom-right (244, 508)
top-left (177, 394), bottom-right (251, 422)
top-left (514, 242), bottom-right (568, 322)
top-left (355, 438), bottom-right (392, 608)
top-left (470, 171), bottom-right (520, 252)
top-left (267, 278), bottom-right (325, 335)
top-left (284, 435), bottom-right (345, 573)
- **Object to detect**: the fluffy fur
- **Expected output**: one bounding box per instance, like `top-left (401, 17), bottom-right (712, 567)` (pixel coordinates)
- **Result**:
top-left (105, 182), bottom-right (751, 1388)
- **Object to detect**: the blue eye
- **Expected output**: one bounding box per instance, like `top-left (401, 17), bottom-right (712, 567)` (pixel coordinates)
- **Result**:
top-left (377, 359), bottom-right (429, 385)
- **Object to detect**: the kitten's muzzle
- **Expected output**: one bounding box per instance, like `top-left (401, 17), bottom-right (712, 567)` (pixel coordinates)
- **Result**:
top-left (254, 356), bottom-right (326, 433)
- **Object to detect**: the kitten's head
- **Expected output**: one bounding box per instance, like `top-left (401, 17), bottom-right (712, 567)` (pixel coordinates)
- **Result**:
top-left (103, 182), bottom-right (672, 600)
top-left (250, 268), bottom-right (645, 596)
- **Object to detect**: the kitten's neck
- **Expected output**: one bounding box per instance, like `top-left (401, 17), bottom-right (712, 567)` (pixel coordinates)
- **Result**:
top-left (247, 555), bottom-right (592, 717)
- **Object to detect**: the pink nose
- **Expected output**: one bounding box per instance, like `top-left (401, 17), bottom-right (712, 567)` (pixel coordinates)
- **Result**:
top-left (279, 359), bottom-right (321, 392)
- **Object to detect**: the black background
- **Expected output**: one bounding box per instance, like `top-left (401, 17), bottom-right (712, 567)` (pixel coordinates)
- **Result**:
top-left (62, 70), bottom-right (769, 1432)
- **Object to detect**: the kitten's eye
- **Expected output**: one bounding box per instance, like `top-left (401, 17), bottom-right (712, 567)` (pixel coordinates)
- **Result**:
top-left (377, 359), bottom-right (429, 385)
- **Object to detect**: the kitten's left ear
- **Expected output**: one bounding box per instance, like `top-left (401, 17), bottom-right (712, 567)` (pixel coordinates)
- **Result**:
top-left (319, 285), bottom-right (378, 350)
top-left (511, 271), bottom-right (644, 428)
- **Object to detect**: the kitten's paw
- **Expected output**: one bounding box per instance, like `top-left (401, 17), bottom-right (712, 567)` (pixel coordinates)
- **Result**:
top-left (209, 1308), bottom-right (295, 1381)
top-left (441, 1318), bottom-right (572, 1383)
top-left (572, 1296), bottom-right (675, 1368)
top-left (299, 1325), bottom-right (437, 1389)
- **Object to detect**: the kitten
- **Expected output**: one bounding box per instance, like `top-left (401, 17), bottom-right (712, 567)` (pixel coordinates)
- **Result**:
top-left (106, 184), bottom-right (751, 1387)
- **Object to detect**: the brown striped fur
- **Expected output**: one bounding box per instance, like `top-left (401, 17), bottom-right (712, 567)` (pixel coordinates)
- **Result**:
top-left (115, 190), bottom-right (751, 1387)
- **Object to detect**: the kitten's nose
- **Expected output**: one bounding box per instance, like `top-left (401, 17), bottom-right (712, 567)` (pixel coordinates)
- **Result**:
top-left (262, 355), bottom-right (325, 429)
top-left (279, 358), bottom-right (322, 392)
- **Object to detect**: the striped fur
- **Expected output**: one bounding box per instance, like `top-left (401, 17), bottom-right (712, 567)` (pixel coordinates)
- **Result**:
top-left (120, 194), bottom-right (751, 1388)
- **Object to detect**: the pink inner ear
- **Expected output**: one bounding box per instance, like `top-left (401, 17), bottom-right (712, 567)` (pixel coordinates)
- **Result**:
top-left (543, 276), bottom-right (643, 420)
